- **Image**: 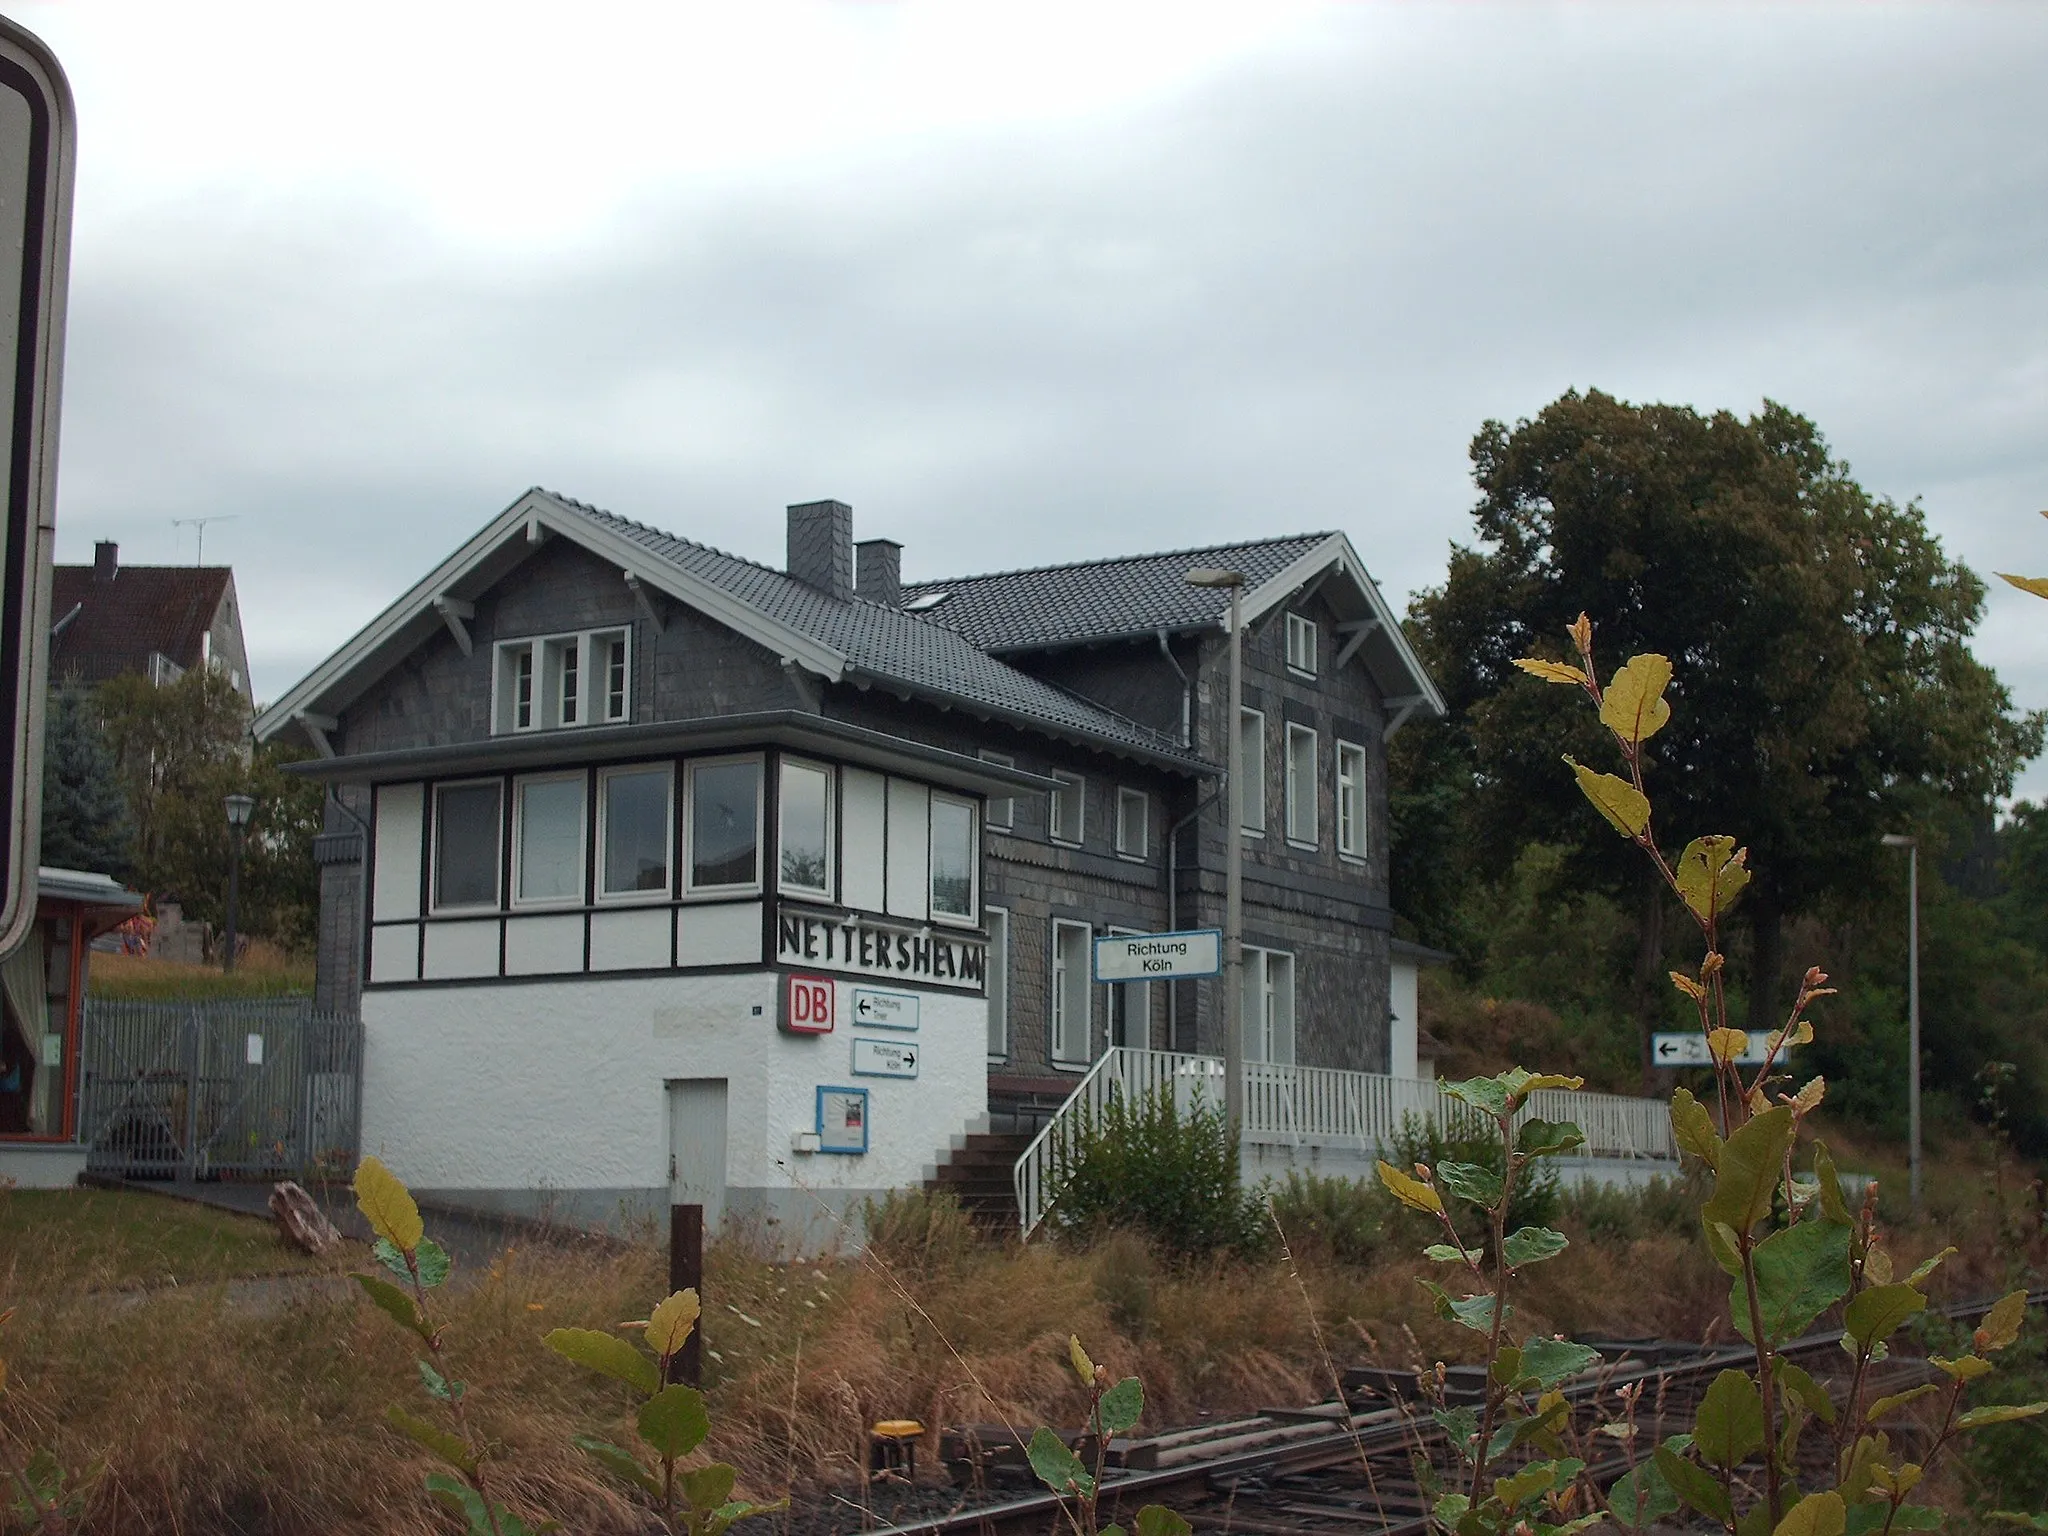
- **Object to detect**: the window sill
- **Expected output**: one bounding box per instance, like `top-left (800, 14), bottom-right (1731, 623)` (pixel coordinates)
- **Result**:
top-left (1286, 666), bottom-right (1317, 681)
top-left (931, 910), bottom-right (979, 929)
top-left (596, 889), bottom-right (674, 906)
top-left (1114, 850), bottom-right (1149, 864)
top-left (1285, 838), bottom-right (1319, 852)
top-left (1338, 853), bottom-right (1367, 867)
top-left (1048, 836), bottom-right (1084, 850)
top-left (509, 898), bottom-right (584, 913)
top-left (680, 886), bottom-right (763, 903)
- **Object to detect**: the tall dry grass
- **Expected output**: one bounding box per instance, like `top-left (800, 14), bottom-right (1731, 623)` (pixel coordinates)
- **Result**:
top-left (1, 1169), bottom-right (2034, 1535)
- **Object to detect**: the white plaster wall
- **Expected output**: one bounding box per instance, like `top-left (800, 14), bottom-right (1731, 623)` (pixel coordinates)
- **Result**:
top-left (1389, 959), bottom-right (1419, 1079)
top-left (359, 971), bottom-right (988, 1212)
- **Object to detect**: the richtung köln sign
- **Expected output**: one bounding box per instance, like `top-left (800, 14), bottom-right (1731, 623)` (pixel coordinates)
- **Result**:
top-left (776, 906), bottom-right (986, 992)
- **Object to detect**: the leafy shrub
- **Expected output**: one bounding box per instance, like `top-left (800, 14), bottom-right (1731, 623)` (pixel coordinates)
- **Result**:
top-left (1556, 1174), bottom-right (1699, 1245)
top-left (860, 1187), bottom-right (979, 1272)
top-left (1088, 1228), bottom-right (1159, 1337)
top-left (1047, 1088), bottom-right (1266, 1259)
top-left (1389, 1111), bottom-right (1560, 1237)
top-left (1267, 1171), bottom-right (1390, 1267)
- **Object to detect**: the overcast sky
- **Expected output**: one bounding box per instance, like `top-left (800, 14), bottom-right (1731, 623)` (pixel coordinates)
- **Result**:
top-left (17, 2), bottom-right (2048, 795)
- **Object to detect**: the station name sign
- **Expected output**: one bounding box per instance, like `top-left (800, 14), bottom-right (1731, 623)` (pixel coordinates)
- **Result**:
top-left (1094, 928), bottom-right (1222, 982)
top-left (776, 905), bottom-right (985, 992)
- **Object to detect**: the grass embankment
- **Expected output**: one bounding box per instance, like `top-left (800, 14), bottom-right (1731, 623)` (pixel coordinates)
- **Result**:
top-left (1, 1187), bottom-right (333, 1290)
top-left (87, 942), bottom-right (313, 1002)
top-left (2, 1155), bottom-right (2039, 1535)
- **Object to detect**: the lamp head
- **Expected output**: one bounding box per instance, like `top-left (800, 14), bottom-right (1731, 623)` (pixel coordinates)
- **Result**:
top-left (1184, 566), bottom-right (1246, 590)
top-left (224, 792), bottom-right (257, 829)
top-left (1880, 833), bottom-right (1915, 849)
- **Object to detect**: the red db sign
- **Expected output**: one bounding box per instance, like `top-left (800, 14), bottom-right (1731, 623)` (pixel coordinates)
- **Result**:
top-left (784, 973), bottom-right (835, 1034)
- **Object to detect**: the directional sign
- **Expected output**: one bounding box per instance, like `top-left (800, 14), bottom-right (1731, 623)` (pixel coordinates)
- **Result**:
top-left (1652, 1032), bottom-right (1777, 1068)
top-left (851, 1037), bottom-right (919, 1079)
top-left (851, 987), bottom-right (919, 1031)
top-left (1094, 929), bottom-right (1223, 982)
top-left (0, 21), bottom-right (74, 957)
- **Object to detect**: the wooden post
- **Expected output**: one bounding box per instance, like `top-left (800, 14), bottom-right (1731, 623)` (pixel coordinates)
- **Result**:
top-left (668, 1203), bottom-right (704, 1387)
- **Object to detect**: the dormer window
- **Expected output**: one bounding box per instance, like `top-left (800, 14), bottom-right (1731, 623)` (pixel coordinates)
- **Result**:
top-left (495, 627), bottom-right (631, 734)
top-left (1286, 613), bottom-right (1318, 677)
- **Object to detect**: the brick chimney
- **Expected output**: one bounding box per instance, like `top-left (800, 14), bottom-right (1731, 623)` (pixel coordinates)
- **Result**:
top-left (856, 539), bottom-right (902, 606)
top-left (93, 540), bottom-right (117, 583)
top-left (786, 500), bottom-right (853, 601)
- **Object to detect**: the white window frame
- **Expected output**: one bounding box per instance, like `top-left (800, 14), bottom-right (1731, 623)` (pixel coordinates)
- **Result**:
top-left (1336, 739), bottom-right (1368, 861)
top-left (1049, 773), bottom-right (1086, 847)
top-left (1105, 925), bottom-right (1150, 1050)
top-left (1238, 707), bottom-right (1266, 836)
top-left (980, 750), bottom-right (1015, 831)
top-left (683, 753), bottom-right (765, 897)
top-left (1115, 787), bottom-right (1149, 861)
top-left (1286, 612), bottom-right (1318, 677)
top-left (491, 626), bottom-right (632, 736)
top-left (510, 771), bottom-right (589, 909)
top-left (1051, 919), bottom-right (1093, 1066)
top-left (776, 756), bottom-right (836, 900)
top-left (1243, 945), bottom-right (1296, 1064)
top-left (1285, 722), bottom-right (1319, 847)
top-left (597, 762), bottom-right (675, 903)
top-left (430, 777), bottom-right (504, 914)
top-left (928, 791), bottom-right (980, 926)
top-left (985, 905), bottom-right (1010, 1061)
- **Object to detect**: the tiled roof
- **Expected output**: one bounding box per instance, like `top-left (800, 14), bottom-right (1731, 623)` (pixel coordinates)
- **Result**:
top-left (540, 493), bottom-right (1203, 770)
top-left (50, 565), bottom-right (230, 686)
top-left (899, 534), bottom-right (1332, 652)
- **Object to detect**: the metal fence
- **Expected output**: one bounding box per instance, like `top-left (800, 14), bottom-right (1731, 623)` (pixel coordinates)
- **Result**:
top-left (79, 998), bottom-right (363, 1180)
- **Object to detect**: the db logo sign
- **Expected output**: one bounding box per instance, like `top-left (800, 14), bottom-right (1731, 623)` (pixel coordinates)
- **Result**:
top-left (784, 973), bottom-right (835, 1034)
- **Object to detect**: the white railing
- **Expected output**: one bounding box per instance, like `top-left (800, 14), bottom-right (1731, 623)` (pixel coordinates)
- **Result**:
top-left (1015, 1050), bottom-right (1677, 1236)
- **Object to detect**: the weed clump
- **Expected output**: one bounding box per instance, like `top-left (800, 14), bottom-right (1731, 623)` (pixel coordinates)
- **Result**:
top-left (1046, 1089), bottom-right (1266, 1258)
top-left (1267, 1172), bottom-right (1390, 1267)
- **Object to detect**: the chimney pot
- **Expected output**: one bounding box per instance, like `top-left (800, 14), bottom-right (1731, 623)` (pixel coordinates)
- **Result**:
top-left (93, 541), bottom-right (118, 583)
top-left (856, 539), bottom-right (903, 606)
top-left (786, 500), bottom-right (853, 601)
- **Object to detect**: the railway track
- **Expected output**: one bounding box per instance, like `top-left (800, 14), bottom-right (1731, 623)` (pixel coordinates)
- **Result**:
top-left (858, 1288), bottom-right (2042, 1536)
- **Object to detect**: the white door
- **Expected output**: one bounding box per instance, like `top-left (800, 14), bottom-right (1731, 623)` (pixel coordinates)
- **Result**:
top-left (666, 1079), bottom-right (728, 1233)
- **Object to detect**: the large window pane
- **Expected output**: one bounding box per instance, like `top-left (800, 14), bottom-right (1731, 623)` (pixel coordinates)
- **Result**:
top-left (1052, 920), bottom-right (1091, 1063)
top-left (690, 759), bottom-right (761, 889)
top-left (434, 781), bottom-right (502, 909)
top-left (779, 760), bottom-right (832, 894)
top-left (516, 777), bottom-right (585, 902)
top-left (930, 795), bottom-right (975, 918)
top-left (603, 766), bottom-right (671, 895)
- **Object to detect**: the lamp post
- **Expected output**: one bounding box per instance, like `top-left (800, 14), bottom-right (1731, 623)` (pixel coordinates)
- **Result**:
top-left (1185, 566), bottom-right (1246, 1138)
top-left (1881, 832), bottom-right (1920, 1212)
top-left (224, 793), bottom-right (256, 973)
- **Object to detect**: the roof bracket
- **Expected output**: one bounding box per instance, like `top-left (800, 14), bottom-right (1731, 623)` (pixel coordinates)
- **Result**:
top-left (433, 596), bottom-right (475, 657)
top-left (624, 571), bottom-right (666, 634)
top-left (1334, 618), bottom-right (1381, 670)
top-left (296, 711), bottom-right (339, 758)
top-left (1383, 695), bottom-right (1425, 742)
top-left (525, 515), bottom-right (548, 545)
top-left (780, 657), bottom-right (821, 713)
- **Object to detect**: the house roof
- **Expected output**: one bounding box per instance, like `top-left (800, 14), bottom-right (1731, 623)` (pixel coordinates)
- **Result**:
top-left (49, 564), bottom-right (231, 686)
top-left (253, 490), bottom-right (1211, 774)
top-left (905, 529), bottom-right (1446, 724)
top-left (902, 534), bottom-right (1330, 652)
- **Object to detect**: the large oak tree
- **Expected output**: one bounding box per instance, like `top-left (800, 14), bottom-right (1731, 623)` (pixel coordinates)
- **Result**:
top-left (1408, 390), bottom-right (2039, 1084)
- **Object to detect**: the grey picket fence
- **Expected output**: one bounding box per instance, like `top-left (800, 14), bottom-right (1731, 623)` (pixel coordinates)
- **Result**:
top-left (79, 997), bottom-right (362, 1181)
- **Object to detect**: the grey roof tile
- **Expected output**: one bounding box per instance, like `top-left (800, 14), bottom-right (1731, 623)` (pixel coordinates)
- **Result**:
top-left (539, 492), bottom-right (1204, 771)
top-left (899, 534), bottom-right (1332, 651)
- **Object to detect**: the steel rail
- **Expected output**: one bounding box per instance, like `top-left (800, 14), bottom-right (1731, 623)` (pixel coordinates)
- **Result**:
top-left (853, 1287), bottom-right (2045, 1536)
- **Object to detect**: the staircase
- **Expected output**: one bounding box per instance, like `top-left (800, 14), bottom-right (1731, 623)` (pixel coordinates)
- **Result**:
top-left (926, 1131), bottom-right (1034, 1230)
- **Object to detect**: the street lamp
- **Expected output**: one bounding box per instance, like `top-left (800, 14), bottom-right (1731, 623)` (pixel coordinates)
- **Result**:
top-left (1185, 566), bottom-right (1247, 1138)
top-left (1881, 832), bottom-right (1921, 1212)
top-left (224, 793), bottom-right (256, 973)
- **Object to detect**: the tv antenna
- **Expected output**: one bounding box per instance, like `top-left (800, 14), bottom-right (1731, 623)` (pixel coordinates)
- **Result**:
top-left (170, 515), bottom-right (238, 564)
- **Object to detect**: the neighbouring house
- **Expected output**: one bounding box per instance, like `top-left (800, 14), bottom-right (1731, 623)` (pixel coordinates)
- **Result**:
top-left (49, 541), bottom-right (253, 702)
top-left (0, 867), bottom-right (145, 1188)
top-left (252, 489), bottom-right (1445, 1243)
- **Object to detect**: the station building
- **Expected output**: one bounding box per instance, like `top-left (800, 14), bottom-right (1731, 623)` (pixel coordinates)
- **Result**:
top-left (254, 490), bottom-right (1443, 1241)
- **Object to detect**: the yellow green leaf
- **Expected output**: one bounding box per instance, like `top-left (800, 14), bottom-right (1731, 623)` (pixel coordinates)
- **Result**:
top-left (1565, 757), bottom-right (1650, 839)
top-left (1999, 573), bottom-right (2048, 601)
top-left (1676, 835), bottom-right (1751, 924)
top-left (1958, 1403), bottom-right (2048, 1429)
top-left (1790, 1077), bottom-right (1825, 1113)
top-left (1932, 1353), bottom-right (1993, 1381)
top-left (1671, 1088), bottom-right (1721, 1170)
top-left (353, 1155), bottom-right (423, 1253)
top-left (1906, 1247), bottom-right (1957, 1286)
top-left (1869, 1461), bottom-right (1923, 1497)
top-left (1069, 1335), bottom-right (1097, 1387)
top-left (1377, 1159), bottom-right (1443, 1216)
top-left (1707, 1028), bottom-right (1750, 1065)
top-left (1670, 969), bottom-right (1706, 1000)
top-left (1514, 656), bottom-right (1590, 687)
top-left (646, 1290), bottom-right (700, 1361)
top-left (1864, 1246), bottom-right (1894, 1285)
top-left (1866, 1384), bottom-right (1937, 1422)
top-left (1600, 653), bottom-right (1674, 745)
top-left (1771, 1490), bottom-right (1845, 1536)
top-left (1976, 1291), bottom-right (2030, 1353)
